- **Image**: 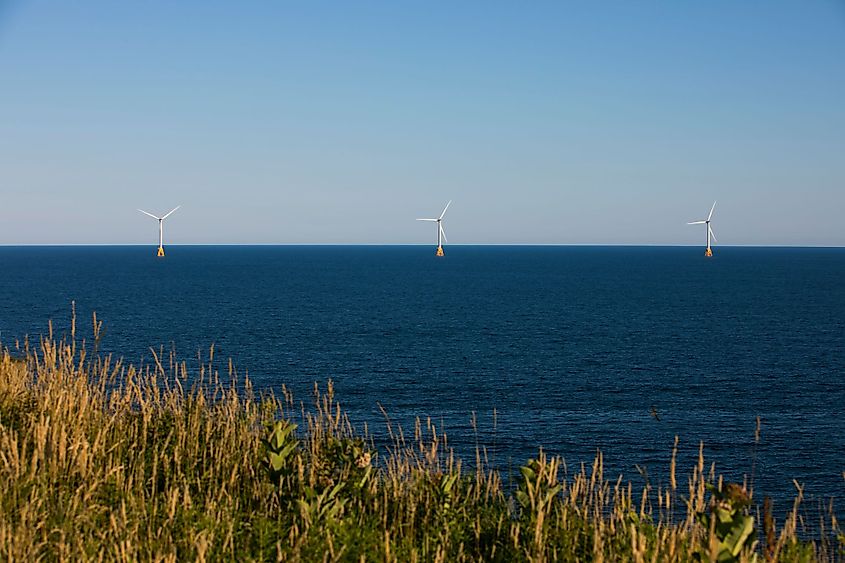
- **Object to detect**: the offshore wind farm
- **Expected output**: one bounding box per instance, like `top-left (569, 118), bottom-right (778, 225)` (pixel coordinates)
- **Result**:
top-left (128, 199), bottom-right (732, 257)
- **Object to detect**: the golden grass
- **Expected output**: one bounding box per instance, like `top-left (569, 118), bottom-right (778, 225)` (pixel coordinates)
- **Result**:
top-left (0, 320), bottom-right (840, 561)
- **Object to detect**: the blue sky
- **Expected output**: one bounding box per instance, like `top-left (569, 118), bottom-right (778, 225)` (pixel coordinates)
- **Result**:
top-left (1, 1), bottom-right (843, 245)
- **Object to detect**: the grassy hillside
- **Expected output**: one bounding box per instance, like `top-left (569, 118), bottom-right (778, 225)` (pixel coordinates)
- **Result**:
top-left (0, 320), bottom-right (840, 561)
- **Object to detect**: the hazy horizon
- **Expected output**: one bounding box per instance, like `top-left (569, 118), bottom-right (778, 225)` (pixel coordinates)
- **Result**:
top-left (2, 243), bottom-right (844, 249)
top-left (2, 1), bottom-right (843, 246)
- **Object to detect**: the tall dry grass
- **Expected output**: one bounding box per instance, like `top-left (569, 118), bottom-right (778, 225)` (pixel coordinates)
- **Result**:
top-left (0, 317), bottom-right (841, 561)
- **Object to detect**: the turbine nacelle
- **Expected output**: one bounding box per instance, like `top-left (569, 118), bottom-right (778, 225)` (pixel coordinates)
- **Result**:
top-left (138, 206), bottom-right (180, 221)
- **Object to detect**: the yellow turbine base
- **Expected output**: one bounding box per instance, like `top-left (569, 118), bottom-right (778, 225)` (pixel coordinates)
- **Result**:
top-left (705, 248), bottom-right (713, 257)
top-left (436, 246), bottom-right (444, 257)
top-left (157, 246), bottom-right (165, 257)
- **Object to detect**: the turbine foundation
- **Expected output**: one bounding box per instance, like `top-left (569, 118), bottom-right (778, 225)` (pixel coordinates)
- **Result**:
top-left (436, 245), bottom-right (444, 257)
top-left (157, 246), bottom-right (165, 257)
top-left (705, 248), bottom-right (713, 257)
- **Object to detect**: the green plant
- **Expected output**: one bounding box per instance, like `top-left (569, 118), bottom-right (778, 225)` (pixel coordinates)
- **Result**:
top-left (261, 419), bottom-right (299, 486)
top-left (515, 454), bottom-right (563, 517)
top-left (696, 482), bottom-right (757, 562)
top-left (315, 436), bottom-right (374, 493)
top-left (297, 483), bottom-right (346, 529)
top-left (514, 452), bottom-right (564, 554)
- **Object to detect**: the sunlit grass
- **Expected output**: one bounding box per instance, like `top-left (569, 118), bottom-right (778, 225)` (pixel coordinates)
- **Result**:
top-left (0, 316), bottom-right (840, 561)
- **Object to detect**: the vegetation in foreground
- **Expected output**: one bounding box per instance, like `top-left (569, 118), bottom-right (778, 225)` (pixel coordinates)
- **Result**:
top-left (0, 319), bottom-right (842, 562)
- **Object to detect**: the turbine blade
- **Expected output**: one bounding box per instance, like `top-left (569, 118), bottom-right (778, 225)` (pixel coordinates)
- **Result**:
top-left (162, 205), bottom-right (181, 219)
top-left (138, 209), bottom-right (160, 220)
top-left (709, 225), bottom-right (717, 243)
top-left (438, 200), bottom-right (452, 220)
top-left (707, 200), bottom-right (717, 221)
top-left (687, 220), bottom-right (706, 225)
top-left (416, 218), bottom-right (437, 222)
top-left (440, 224), bottom-right (448, 243)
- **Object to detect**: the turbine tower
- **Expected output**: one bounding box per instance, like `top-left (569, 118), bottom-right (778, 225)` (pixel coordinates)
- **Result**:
top-left (138, 206), bottom-right (180, 257)
top-left (687, 201), bottom-right (717, 257)
top-left (416, 201), bottom-right (451, 257)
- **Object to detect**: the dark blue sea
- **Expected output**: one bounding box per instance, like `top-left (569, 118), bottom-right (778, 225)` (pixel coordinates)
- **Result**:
top-left (1, 245), bottom-right (843, 516)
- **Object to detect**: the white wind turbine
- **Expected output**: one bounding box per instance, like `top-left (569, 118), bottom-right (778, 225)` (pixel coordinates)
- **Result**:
top-left (687, 201), bottom-right (717, 257)
top-left (138, 206), bottom-right (180, 257)
top-left (416, 200), bottom-right (451, 256)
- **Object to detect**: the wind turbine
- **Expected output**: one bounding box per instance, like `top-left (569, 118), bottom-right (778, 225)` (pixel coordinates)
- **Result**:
top-left (687, 201), bottom-right (717, 257)
top-left (138, 206), bottom-right (180, 257)
top-left (416, 200), bottom-right (451, 257)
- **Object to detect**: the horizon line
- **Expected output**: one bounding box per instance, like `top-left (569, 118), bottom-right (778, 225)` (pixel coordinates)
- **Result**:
top-left (1, 243), bottom-right (844, 249)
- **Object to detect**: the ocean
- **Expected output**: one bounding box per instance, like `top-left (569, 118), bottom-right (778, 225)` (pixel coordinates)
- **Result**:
top-left (1, 245), bottom-right (843, 514)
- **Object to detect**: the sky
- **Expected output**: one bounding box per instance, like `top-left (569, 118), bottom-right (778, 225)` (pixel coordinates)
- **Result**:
top-left (1, 1), bottom-right (844, 245)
